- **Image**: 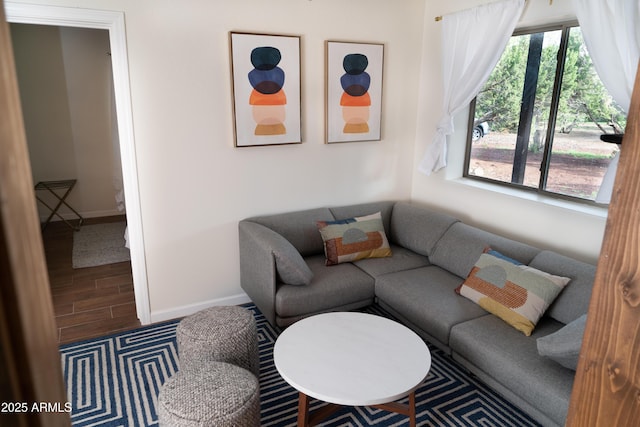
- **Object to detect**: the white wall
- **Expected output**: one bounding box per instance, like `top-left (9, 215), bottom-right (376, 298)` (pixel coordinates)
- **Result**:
top-left (11, 24), bottom-right (122, 219)
top-left (60, 27), bottom-right (122, 218)
top-left (129, 0), bottom-right (424, 318)
top-left (9, 0), bottom-right (425, 320)
top-left (413, 0), bottom-right (607, 264)
top-left (8, 0), bottom-right (608, 323)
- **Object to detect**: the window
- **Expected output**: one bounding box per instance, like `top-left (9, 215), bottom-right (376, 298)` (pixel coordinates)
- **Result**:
top-left (465, 23), bottom-right (626, 203)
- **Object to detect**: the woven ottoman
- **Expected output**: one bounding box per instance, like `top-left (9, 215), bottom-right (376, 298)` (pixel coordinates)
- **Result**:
top-left (176, 306), bottom-right (259, 376)
top-left (157, 361), bottom-right (260, 427)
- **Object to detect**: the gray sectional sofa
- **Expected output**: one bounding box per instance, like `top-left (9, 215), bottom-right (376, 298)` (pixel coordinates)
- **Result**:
top-left (238, 200), bottom-right (596, 426)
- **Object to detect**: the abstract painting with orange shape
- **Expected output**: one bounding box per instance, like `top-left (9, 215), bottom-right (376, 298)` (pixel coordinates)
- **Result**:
top-left (230, 32), bottom-right (301, 146)
top-left (326, 41), bottom-right (384, 143)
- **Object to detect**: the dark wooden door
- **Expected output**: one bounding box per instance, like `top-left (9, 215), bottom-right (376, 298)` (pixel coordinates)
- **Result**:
top-left (567, 61), bottom-right (640, 426)
top-left (0, 1), bottom-right (70, 425)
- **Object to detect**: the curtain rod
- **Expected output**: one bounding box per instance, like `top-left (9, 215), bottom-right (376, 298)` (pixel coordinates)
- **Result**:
top-left (434, 0), bottom-right (548, 22)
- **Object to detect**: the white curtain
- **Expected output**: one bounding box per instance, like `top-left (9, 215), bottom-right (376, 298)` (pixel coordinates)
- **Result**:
top-left (419, 0), bottom-right (526, 175)
top-left (575, 0), bottom-right (639, 114)
top-left (574, 0), bottom-right (640, 203)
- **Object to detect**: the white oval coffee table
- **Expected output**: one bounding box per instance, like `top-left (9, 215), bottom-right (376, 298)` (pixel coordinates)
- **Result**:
top-left (274, 312), bottom-right (431, 426)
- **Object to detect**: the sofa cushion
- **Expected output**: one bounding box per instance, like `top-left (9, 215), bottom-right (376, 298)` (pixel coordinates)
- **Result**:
top-left (375, 266), bottom-right (487, 350)
top-left (389, 202), bottom-right (459, 256)
top-left (537, 314), bottom-right (587, 371)
top-left (239, 221), bottom-right (313, 286)
top-left (275, 255), bottom-right (375, 318)
top-left (317, 212), bottom-right (392, 265)
top-left (274, 246), bottom-right (314, 286)
top-left (529, 250), bottom-right (596, 324)
top-left (450, 315), bottom-right (574, 426)
top-left (430, 222), bottom-right (540, 279)
top-left (248, 208), bottom-right (334, 256)
top-left (457, 251), bottom-right (570, 336)
top-left (353, 245), bottom-right (430, 278)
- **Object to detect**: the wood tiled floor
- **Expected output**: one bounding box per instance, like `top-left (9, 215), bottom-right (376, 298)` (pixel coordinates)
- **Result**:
top-left (42, 215), bottom-right (141, 344)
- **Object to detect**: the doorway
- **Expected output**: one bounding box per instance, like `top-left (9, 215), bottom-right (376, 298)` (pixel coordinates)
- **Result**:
top-left (5, 3), bottom-right (150, 324)
top-left (10, 22), bottom-right (141, 342)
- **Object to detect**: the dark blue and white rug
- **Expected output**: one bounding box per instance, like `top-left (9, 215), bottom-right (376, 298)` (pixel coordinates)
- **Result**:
top-left (60, 304), bottom-right (541, 426)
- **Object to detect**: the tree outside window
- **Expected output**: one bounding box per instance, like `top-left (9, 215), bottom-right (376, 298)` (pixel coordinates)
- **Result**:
top-left (465, 23), bottom-right (626, 203)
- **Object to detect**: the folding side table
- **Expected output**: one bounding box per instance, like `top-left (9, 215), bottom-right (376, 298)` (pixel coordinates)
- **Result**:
top-left (35, 179), bottom-right (84, 231)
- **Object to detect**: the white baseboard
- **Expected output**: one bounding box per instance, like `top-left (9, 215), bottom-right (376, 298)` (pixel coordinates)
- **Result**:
top-left (39, 209), bottom-right (124, 222)
top-left (148, 293), bottom-right (252, 324)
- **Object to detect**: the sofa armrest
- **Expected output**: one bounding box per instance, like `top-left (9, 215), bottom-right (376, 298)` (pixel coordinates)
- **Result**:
top-left (239, 220), bottom-right (314, 326)
top-left (239, 221), bottom-right (279, 326)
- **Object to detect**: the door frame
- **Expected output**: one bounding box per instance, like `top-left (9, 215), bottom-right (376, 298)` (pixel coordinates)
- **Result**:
top-left (6, 2), bottom-right (151, 324)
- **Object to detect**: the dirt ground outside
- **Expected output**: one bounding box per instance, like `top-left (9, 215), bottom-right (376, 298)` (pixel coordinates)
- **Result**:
top-left (468, 125), bottom-right (619, 200)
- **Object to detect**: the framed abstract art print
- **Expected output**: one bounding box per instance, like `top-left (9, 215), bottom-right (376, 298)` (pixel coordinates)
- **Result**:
top-left (326, 41), bottom-right (384, 144)
top-left (230, 32), bottom-right (302, 147)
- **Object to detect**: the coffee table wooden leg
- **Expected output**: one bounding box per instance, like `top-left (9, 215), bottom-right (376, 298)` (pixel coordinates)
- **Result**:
top-left (372, 390), bottom-right (417, 426)
top-left (299, 391), bottom-right (416, 426)
top-left (298, 392), bottom-right (310, 427)
top-left (409, 390), bottom-right (416, 427)
top-left (297, 392), bottom-right (344, 426)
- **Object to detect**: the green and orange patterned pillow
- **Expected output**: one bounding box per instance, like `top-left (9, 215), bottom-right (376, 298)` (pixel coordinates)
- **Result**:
top-left (457, 249), bottom-right (571, 336)
top-left (317, 212), bottom-right (392, 266)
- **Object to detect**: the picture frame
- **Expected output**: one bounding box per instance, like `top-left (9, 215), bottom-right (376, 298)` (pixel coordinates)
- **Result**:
top-left (326, 41), bottom-right (384, 144)
top-left (230, 32), bottom-right (302, 147)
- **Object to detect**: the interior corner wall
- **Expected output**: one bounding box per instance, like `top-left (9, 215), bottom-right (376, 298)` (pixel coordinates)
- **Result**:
top-left (59, 26), bottom-right (121, 219)
top-left (134, 0), bottom-right (425, 319)
top-left (11, 23), bottom-right (76, 206)
top-left (8, 0), bottom-right (425, 320)
top-left (11, 23), bottom-right (121, 220)
top-left (411, 0), bottom-right (607, 265)
top-left (9, 0), bottom-right (610, 322)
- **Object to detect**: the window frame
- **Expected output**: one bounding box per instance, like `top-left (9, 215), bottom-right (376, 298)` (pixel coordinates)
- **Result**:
top-left (463, 21), bottom-right (610, 207)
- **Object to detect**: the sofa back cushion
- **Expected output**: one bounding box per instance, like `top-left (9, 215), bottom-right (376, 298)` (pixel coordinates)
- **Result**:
top-left (529, 250), bottom-right (596, 324)
top-left (430, 222), bottom-right (540, 279)
top-left (248, 207), bottom-right (334, 256)
top-left (389, 202), bottom-right (459, 257)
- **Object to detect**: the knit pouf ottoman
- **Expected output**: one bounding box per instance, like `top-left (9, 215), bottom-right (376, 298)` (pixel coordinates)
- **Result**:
top-left (157, 361), bottom-right (260, 427)
top-left (176, 306), bottom-right (259, 376)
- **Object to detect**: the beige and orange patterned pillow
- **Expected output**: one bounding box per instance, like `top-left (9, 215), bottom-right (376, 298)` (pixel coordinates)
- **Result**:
top-left (456, 249), bottom-right (570, 336)
top-left (317, 212), bottom-right (392, 266)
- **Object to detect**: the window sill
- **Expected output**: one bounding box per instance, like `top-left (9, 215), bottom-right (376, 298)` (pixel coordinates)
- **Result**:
top-left (454, 177), bottom-right (610, 219)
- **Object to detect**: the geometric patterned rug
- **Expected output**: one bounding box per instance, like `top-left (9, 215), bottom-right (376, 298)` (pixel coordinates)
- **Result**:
top-left (60, 304), bottom-right (542, 426)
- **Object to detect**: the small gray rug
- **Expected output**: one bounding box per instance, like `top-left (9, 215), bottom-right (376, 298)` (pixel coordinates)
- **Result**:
top-left (72, 222), bottom-right (130, 269)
